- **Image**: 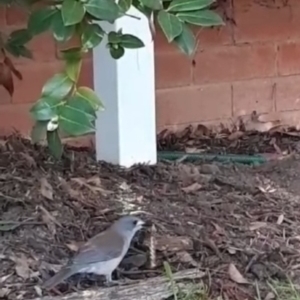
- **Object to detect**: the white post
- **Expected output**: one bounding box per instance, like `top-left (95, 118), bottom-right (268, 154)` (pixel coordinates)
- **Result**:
top-left (93, 7), bottom-right (157, 167)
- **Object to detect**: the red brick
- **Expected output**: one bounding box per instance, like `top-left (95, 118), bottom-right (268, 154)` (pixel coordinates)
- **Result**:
top-left (278, 42), bottom-right (300, 76)
top-left (232, 79), bottom-right (275, 116)
top-left (233, 0), bottom-right (298, 43)
top-left (9, 32), bottom-right (56, 65)
top-left (194, 44), bottom-right (276, 84)
top-left (154, 28), bottom-right (180, 54)
top-left (0, 7), bottom-right (6, 27)
top-left (78, 59), bottom-right (93, 88)
top-left (279, 110), bottom-right (300, 129)
top-left (0, 103), bottom-right (33, 136)
top-left (6, 7), bottom-right (27, 26)
top-left (276, 75), bottom-right (300, 111)
top-left (155, 23), bottom-right (233, 55)
top-left (12, 61), bottom-right (64, 104)
top-left (156, 84), bottom-right (232, 126)
top-left (291, 0), bottom-right (300, 30)
top-left (0, 86), bottom-right (12, 105)
top-left (155, 52), bottom-right (192, 89)
top-left (195, 26), bottom-right (233, 48)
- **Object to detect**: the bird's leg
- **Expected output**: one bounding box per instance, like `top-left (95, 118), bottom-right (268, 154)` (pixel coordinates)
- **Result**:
top-left (104, 273), bottom-right (119, 287)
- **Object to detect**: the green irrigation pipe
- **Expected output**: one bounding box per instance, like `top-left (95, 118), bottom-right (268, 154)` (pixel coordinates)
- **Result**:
top-left (157, 151), bottom-right (267, 165)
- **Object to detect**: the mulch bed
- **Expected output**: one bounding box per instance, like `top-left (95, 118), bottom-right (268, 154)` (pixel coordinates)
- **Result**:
top-left (158, 124), bottom-right (300, 156)
top-left (1, 130), bottom-right (300, 299)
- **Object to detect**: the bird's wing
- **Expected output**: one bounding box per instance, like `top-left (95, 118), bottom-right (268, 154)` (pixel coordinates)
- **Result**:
top-left (70, 229), bottom-right (125, 266)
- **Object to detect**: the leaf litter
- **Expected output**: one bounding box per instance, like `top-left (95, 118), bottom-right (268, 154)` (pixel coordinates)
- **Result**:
top-left (1, 133), bottom-right (300, 299)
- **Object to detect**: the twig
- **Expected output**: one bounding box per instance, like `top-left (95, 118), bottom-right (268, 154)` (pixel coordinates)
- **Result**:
top-left (31, 269), bottom-right (205, 300)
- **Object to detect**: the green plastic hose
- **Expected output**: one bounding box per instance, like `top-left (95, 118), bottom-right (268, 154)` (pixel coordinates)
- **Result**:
top-left (157, 151), bottom-right (267, 165)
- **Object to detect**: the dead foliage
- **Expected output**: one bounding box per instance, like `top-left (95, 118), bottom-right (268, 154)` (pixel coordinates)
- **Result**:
top-left (0, 134), bottom-right (300, 299)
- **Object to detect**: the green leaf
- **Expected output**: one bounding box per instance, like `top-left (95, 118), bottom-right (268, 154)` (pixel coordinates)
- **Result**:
top-left (168, 0), bottom-right (215, 12)
top-left (69, 94), bottom-right (96, 120)
top-left (119, 0), bottom-right (132, 12)
top-left (61, 48), bottom-right (83, 82)
top-left (85, 0), bottom-right (120, 22)
top-left (120, 34), bottom-right (144, 49)
top-left (31, 121), bottom-right (47, 143)
top-left (62, 0), bottom-right (86, 26)
top-left (47, 130), bottom-right (63, 159)
top-left (8, 29), bottom-right (32, 45)
top-left (174, 23), bottom-right (196, 56)
top-left (42, 73), bottom-right (73, 99)
top-left (77, 86), bottom-right (104, 110)
top-left (177, 10), bottom-right (224, 26)
top-left (5, 43), bottom-right (33, 59)
top-left (58, 102), bottom-right (95, 136)
top-left (51, 9), bottom-right (75, 42)
top-left (81, 23), bottom-right (104, 49)
top-left (108, 31), bottom-right (122, 44)
top-left (139, 0), bottom-right (162, 10)
top-left (157, 10), bottom-right (182, 42)
top-left (133, 0), bottom-right (152, 17)
top-left (109, 45), bottom-right (125, 59)
top-left (30, 97), bottom-right (60, 121)
top-left (28, 7), bottom-right (57, 35)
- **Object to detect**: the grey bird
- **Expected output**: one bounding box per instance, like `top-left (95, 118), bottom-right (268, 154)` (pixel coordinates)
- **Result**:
top-left (42, 215), bottom-right (145, 290)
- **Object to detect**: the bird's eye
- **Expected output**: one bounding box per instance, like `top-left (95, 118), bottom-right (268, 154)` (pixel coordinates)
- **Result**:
top-left (133, 220), bottom-right (138, 226)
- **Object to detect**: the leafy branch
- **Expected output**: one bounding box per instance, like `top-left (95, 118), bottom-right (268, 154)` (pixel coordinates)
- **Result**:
top-left (0, 0), bottom-right (224, 159)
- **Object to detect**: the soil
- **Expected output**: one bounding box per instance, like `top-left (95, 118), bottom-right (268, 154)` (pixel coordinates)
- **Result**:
top-left (1, 130), bottom-right (300, 300)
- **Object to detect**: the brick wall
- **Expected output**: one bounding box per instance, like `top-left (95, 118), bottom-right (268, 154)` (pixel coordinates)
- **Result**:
top-left (155, 0), bottom-right (300, 131)
top-left (1, 0), bottom-right (300, 137)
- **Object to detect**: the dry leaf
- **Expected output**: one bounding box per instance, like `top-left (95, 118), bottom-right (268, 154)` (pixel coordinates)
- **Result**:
top-left (19, 152), bottom-right (36, 168)
top-left (66, 241), bottom-right (80, 252)
top-left (38, 205), bottom-right (62, 234)
top-left (194, 124), bottom-right (210, 136)
top-left (181, 182), bottom-right (202, 193)
top-left (175, 251), bottom-right (198, 267)
top-left (59, 177), bottom-right (81, 199)
top-left (34, 285), bottom-right (43, 297)
top-left (70, 177), bottom-right (86, 187)
top-left (86, 176), bottom-right (102, 186)
top-left (4, 56), bottom-right (22, 80)
top-left (228, 263), bottom-right (249, 284)
top-left (0, 273), bottom-right (12, 283)
top-left (40, 178), bottom-right (53, 200)
top-left (228, 131), bottom-right (244, 141)
top-left (71, 177), bottom-right (113, 195)
top-left (212, 222), bottom-right (226, 235)
top-left (39, 262), bottom-right (62, 273)
top-left (277, 214), bottom-right (284, 225)
top-left (227, 247), bottom-right (237, 254)
top-left (120, 182), bottom-right (130, 191)
top-left (13, 254), bottom-right (31, 279)
top-left (264, 292), bottom-right (276, 300)
top-left (136, 195), bottom-right (143, 203)
top-left (249, 222), bottom-right (267, 231)
top-left (0, 288), bottom-right (10, 298)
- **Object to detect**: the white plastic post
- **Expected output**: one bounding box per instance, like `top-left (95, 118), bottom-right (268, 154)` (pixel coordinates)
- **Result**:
top-left (93, 7), bottom-right (157, 167)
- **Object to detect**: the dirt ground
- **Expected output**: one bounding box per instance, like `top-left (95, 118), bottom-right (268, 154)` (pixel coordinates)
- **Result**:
top-left (1, 130), bottom-right (300, 300)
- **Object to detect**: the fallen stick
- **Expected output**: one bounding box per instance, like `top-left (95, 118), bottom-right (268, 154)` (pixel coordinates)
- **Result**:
top-left (31, 268), bottom-right (205, 300)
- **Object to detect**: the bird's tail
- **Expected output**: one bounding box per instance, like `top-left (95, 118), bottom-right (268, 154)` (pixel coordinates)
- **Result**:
top-left (42, 267), bottom-right (76, 290)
